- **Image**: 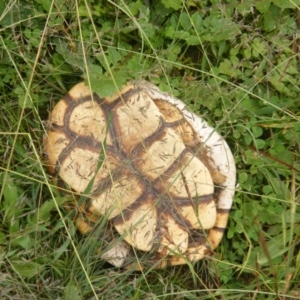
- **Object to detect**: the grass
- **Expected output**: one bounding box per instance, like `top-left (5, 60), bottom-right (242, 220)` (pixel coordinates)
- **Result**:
top-left (1, 0), bottom-right (300, 299)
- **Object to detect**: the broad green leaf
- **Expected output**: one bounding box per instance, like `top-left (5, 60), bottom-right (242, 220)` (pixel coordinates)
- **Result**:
top-left (186, 36), bottom-right (200, 45)
top-left (191, 12), bottom-right (203, 31)
top-left (255, 0), bottom-right (271, 13)
top-left (126, 2), bottom-right (140, 15)
top-left (263, 185), bottom-right (273, 195)
top-left (162, 0), bottom-right (182, 10)
top-left (63, 283), bottom-right (82, 300)
top-left (273, 0), bottom-right (300, 8)
top-left (255, 139), bottom-right (266, 149)
top-left (206, 16), bottom-right (241, 42)
top-left (2, 174), bottom-right (19, 207)
top-left (252, 38), bottom-right (268, 56)
top-left (29, 196), bottom-right (66, 225)
top-left (88, 73), bottom-right (127, 98)
top-left (56, 42), bottom-right (87, 72)
top-left (263, 6), bottom-right (279, 32)
top-left (108, 48), bottom-right (121, 66)
top-left (235, 2), bottom-right (253, 16)
top-left (127, 56), bottom-right (144, 73)
top-left (175, 30), bottom-right (190, 40)
top-left (139, 21), bottom-right (156, 39)
top-left (219, 59), bottom-right (242, 78)
top-left (0, 232), bottom-right (6, 245)
top-left (179, 12), bottom-right (191, 30)
top-left (12, 235), bottom-right (33, 250)
top-left (11, 259), bottom-right (43, 278)
top-left (1, 174), bottom-right (23, 233)
top-left (139, 4), bottom-right (150, 21)
top-left (165, 26), bottom-right (175, 38)
top-left (53, 238), bottom-right (72, 261)
top-left (24, 28), bottom-right (31, 39)
top-left (239, 172), bottom-right (248, 184)
top-left (252, 126), bottom-right (263, 138)
top-left (267, 71), bottom-right (292, 95)
top-left (41, 0), bottom-right (51, 12)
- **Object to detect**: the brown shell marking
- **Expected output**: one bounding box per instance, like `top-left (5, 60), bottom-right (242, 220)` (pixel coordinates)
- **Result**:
top-left (45, 82), bottom-right (217, 260)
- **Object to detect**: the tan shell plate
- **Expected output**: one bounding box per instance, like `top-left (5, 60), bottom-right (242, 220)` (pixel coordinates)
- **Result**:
top-left (44, 80), bottom-right (236, 269)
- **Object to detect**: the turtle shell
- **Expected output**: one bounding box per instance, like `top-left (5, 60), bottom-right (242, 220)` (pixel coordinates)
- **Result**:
top-left (44, 80), bottom-right (236, 269)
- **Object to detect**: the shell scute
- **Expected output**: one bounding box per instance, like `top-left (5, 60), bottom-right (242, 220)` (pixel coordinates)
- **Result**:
top-left (158, 213), bottom-right (189, 255)
top-left (89, 173), bottom-right (145, 219)
top-left (134, 128), bottom-right (185, 181)
top-left (67, 82), bottom-right (93, 100)
top-left (49, 99), bottom-right (68, 127)
top-left (114, 196), bottom-right (157, 252)
top-left (154, 153), bottom-right (214, 199)
top-left (59, 147), bottom-right (100, 193)
top-left (44, 131), bottom-right (70, 169)
top-left (112, 89), bottom-right (162, 153)
top-left (44, 80), bottom-right (236, 269)
top-left (68, 100), bottom-right (110, 145)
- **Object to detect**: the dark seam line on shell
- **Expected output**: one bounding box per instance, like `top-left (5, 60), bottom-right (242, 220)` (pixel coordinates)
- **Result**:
top-left (92, 92), bottom-right (106, 105)
top-left (53, 143), bottom-right (77, 175)
top-left (49, 98), bottom-right (69, 129)
top-left (60, 91), bottom-right (115, 175)
top-left (54, 136), bottom-right (107, 175)
top-left (49, 125), bottom-right (72, 142)
top-left (164, 117), bottom-right (185, 128)
top-left (88, 177), bottom-right (111, 197)
top-left (188, 241), bottom-right (206, 248)
top-left (104, 96), bottom-right (130, 157)
top-left (69, 135), bottom-right (103, 150)
top-left (53, 176), bottom-right (68, 191)
top-left (89, 167), bottom-right (130, 197)
top-left (130, 116), bottom-right (166, 156)
top-left (64, 102), bottom-right (76, 126)
top-left (64, 94), bottom-right (106, 127)
top-left (159, 201), bottom-right (193, 229)
top-left (63, 94), bottom-right (74, 104)
top-left (105, 87), bottom-right (141, 111)
top-left (212, 226), bottom-right (226, 232)
top-left (110, 161), bottom-right (195, 225)
top-left (217, 208), bottom-right (230, 213)
top-left (64, 92), bottom-right (104, 106)
top-left (62, 94), bottom-right (107, 144)
top-left (109, 165), bottom-right (166, 224)
top-left (107, 109), bottom-right (122, 154)
top-left (150, 148), bottom-right (195, 230)
top-left (111, 191), bottom-right (152, 225)
top-left (49, 123), bottom-right (64, 130)
top-left (152, 148), bottom-right (190, 188)
top-left (81, 197), bottom-right (94, 215)
top-left (188, 232), bottom-right (207, 244)
top-left (187, 242), bottom-right (211, 251)
top-left (214, 185), bottom-right (225, 196)
top-left (111, 167), bottom-right (202, 229)
top-left (90, 95), bottom-right (172, 222)
top-left (185, 144), bottom-right (202, 154)
top-left (54, 144), bottom-right (73, 176)
top-left (171, 194), bottom-right (214, 206)
top-left (203, 244), bottom-right (211, 251)
top-left (81, 217), bottom-right (96, 230)
top-left (188, 233), bottom-right (207, 243)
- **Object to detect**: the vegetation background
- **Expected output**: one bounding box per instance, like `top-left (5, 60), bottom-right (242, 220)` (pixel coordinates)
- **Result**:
top-left (0, 0), bottom-right (300, 299)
